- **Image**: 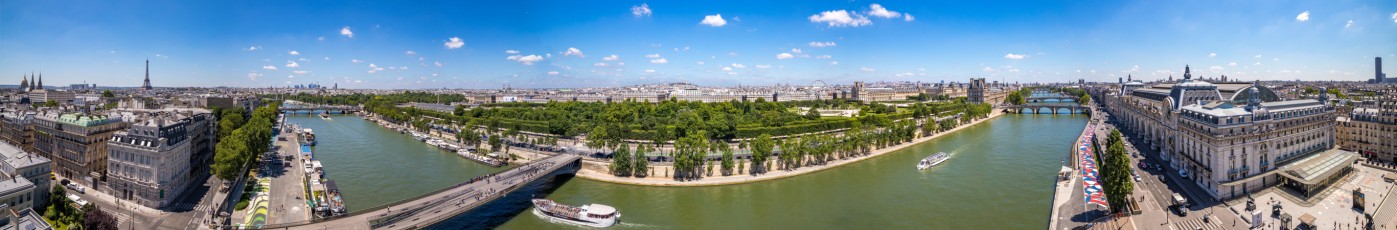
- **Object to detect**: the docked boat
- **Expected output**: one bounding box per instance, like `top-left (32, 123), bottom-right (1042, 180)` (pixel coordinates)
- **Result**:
top-left (916, 152), bottom-right (950, 170)
top-left (300, 128), bottom-right (317, 146)
top-left (532, 199), bottom-right (620, 228)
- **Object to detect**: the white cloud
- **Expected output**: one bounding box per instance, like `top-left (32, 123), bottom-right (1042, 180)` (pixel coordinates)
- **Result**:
top-left (246, 46), bottom-right (261, 51)
top-left (594, 62), bottom-right (609, 67)
top-left (731, 63), bottom-right (746, 68)
top-left (809, 10), bottom-right (871, 27)
top-left (1209, 66), bottom-right (1224, 72)
top-left (1254, 54), bottom-right (1262, 58)
top-left (154, 54), bottom-right (168, 58)
top-left (721, 67), bottom-right (733, 71)
top-left (287, 75), bottom-right (294, 79)
top-left (405, 50), bottom-right (416, 56)
top-left (815, 55), bottom-right (832, 59)
top-left (1296, 11), bottom-right (1309, 22)
top-left (1004, 53), bottom-right (1027, 59)
top-left (247, 72), bottom-right (262, 80)
top-left (292, 70), bottom-right (310, 75)
top-left (755, 65), bottom-right (771, 69)
top-left (1209, 53), bottom-right (1216, 57)
top-left (507, 55), bottom-right (543, 65)
top-left (285, 61), bottom-right (300, 68)
top-left (1392, 12), bottom-right (1396, 23)
top-left (367, 63), bottom-right (384, 73)
top-left (547, 71), bottom-right (560, 75)
top-left (351, 59), bottom-right (364, 63)
top-left (828, 61), bottom-right (839, 65)
top-left (904, 14), bottom-right (914, 22)
top-left (644, 69), bottom-right (656, 73)
top-left (701, 14), bottom-right (727, 27)
top-left (434, 61), bottom-right (443, 67)
top-left (790, 48), bottom-right (802, 54)
top-left (340, 26), bottom-right (354, 38)
top-left (603, 55), bottom-right (620, 61)
top-left (317, 36), bottom-right (325, 41)
top-left (867, 4), bottom-right (901, 18)
top-left (1345, 20), bottom-right (1354, 28)
top-left (860, 67), bottom-right (875, 72)
top-left (695, 61), bottom-right (705, 65)
top-left (631, 3), bottom-right (652, 17)
top-left (809, 42), bottom-right (837, 47)
top-left (982, 66), bottom-right (996, 73)
top-left (323, 57), bottom-right (330, 60)
top-left (1228, 62), bottom-right (1237, 66)
top-left (288, 50), bottom-right (300, 56)
top-left (505, 50), bottom-right (520, 54)
top-left (776, 53), bottom-right (794, 59)
top-left (895, 72), bottom-right (914, 77)
top-left (444, 37), bottom-right (465, 49)
top-left (562, 47), bottom-right (584, 57)
top-left (645, 54), bottom-right (662, 58)
top-left (650, 58), bottom-right (668, 64)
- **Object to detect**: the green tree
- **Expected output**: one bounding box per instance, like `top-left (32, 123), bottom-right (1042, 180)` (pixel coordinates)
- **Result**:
top-left (1101, 129), bottom-right (1134, 213)
top-left (1079, 94), bottom-right (1092, 105)
top-left (101, 90), bottom-right (114, 98)
top-left (218, 113), bottom-right (245, 139)
top-left (633, 144), bottom-right (649, 177)
top-left (749, 133), bottom-right (775, 174)
top-left (610, 143), bottom-right (632, 176)
top-left (804, 107), bottom-right (821, 120)
top-left (721, 145), bottom-right (735, 176)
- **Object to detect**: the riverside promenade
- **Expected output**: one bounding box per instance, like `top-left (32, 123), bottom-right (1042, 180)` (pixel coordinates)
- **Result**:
top-left (251, 154), bottom-right (581, 230)
top-left (571, 109), bottom-right (1007, 186)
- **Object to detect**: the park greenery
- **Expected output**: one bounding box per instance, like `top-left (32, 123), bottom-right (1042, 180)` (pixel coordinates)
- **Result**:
top-left (1100, 129), bottom-right (1134, 213)
top-left (44, 185), bottom-right (117, 230)
top-left (211, 102), bottom-right (282, 181)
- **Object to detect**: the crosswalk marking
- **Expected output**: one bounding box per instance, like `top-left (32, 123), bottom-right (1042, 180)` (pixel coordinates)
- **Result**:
top-left (1173, 216), bottom-right (1222, 230)
top-left (170, 202), bottom-right (213, 212)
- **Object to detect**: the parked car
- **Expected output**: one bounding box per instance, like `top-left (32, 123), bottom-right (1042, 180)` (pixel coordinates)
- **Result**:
top-left (66, 183), bottom-right (85, 194)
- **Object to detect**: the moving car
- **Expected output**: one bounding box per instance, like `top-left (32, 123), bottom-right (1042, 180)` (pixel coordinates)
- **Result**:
top-left (66, 183), bottom-right (85, 194)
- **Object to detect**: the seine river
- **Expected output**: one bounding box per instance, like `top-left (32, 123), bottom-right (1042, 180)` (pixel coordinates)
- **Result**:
top-left (287, 112), bottom-right (1087, 229)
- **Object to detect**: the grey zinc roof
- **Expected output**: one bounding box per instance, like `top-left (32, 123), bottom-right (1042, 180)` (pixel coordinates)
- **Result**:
top-left (0, 143), bottom-right (49, 169)
top-left (1260, 99), bottom-right (1324, 111)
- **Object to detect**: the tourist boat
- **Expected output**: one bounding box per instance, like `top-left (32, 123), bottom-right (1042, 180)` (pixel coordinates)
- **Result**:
top-left (916, 152), bottom-right (950, 170)
top-left (301, 128), bottom-right (317, 146)
top-left (531, 199), bottom-right (620, 228)
top-left (319, 111), bottom-right (332, 120)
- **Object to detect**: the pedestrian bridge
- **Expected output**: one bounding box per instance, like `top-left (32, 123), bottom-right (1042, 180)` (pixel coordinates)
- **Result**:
top-left (279, 104), bottom-right (362, 114)
top-left (1004, 103), bottom-right (1090, 114)
top-left (259, 154), bottom-right (582, 230)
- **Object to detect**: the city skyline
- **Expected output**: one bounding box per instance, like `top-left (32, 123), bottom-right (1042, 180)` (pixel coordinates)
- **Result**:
top-left (3, 1), bottom-right (1396, 89)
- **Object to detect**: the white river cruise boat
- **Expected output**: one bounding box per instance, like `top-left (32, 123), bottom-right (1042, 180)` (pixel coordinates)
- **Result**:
top-left (916, 152), bottom-right (950, 170)
top-left (532, 199), bottom-right (620, 228)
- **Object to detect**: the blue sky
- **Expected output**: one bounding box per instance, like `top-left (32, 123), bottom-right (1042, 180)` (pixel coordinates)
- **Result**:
top-left (3, 0), bottom-right (1396, 89)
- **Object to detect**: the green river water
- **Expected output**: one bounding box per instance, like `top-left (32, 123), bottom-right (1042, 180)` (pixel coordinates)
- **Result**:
top-left (287, 113), bottom-right (1087, 229)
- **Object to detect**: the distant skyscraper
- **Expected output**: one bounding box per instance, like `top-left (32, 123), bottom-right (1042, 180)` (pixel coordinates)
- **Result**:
top-left (142, 60), bottom-right (153, 90)
top-left (1377, 57), bottom-right (1385, 83)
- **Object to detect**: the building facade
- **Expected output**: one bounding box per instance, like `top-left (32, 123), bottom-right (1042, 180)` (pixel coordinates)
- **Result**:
top-left (0, 111), bottom-right (34, 153)
top-left (106, 109), bottom-right (214, 208)
top-left (0, 142), bottom-right (51, 210)
top-left (968, 78), bottom-right (987, 104)
top-left (1338, 96), bottom-right (1397, 163)
top-left (1096, 66), bottom-right (1354, 200)
top-left (32, 112), bottom-right (125, 187)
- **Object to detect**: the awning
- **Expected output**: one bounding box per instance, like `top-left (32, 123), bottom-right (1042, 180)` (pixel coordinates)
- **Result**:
top-left (1299, 213), bottom-right (1316, 225)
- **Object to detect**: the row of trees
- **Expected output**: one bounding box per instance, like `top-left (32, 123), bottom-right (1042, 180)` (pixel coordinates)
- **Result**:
top-left (1099, 129), bottom-right (1134, 213)
top-left (211, 102), bottom-right (282, 181)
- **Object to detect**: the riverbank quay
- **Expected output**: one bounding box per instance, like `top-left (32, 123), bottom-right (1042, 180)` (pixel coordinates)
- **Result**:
top-left (566, 109), bottom-right (1006, 187)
